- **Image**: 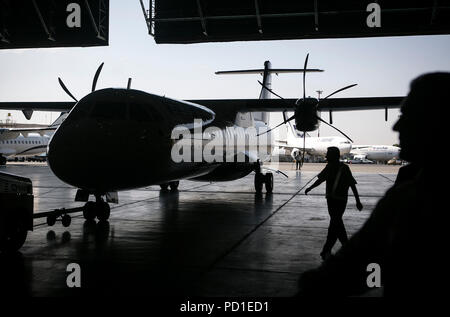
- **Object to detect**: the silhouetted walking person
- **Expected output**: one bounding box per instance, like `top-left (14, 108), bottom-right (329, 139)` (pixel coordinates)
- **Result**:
top-left (297, 72), bottom-right (449, 298)
top-left (305, 147), bottom-right (363, 260)
top-left (295, 152), bottom-right (302, 170)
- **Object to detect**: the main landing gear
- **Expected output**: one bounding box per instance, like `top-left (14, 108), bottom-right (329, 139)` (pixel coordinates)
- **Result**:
top-left (0, 155), bottom-right (6, 166)
top-left (254, 161), bottom-right (273, 194)
top-left (159, 181), bottom-right (179, 191)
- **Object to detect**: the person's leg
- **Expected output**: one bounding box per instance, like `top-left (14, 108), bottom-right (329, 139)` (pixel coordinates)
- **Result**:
top-left (321, 200), bottom-right (340, 258)
top-left (335, 200), bottom-right (349, 245)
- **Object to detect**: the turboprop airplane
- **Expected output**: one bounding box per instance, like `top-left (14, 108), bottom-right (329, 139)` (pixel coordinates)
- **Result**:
top-left (0, 56), bottom-right (404, 221)
top-left (276, 118), bottom-right (352, 160)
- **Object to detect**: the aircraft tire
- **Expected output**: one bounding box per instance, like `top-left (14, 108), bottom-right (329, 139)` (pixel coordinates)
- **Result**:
top-left (83, 202), bottom-right (97, 221)
top-left (254, 173), bottom-right (263, 193)
top-left (169, 181), bottom-right (179, 191)
top-left (0, 156), bottom-right (6, 165)
top-left (96, 202), bottom-right (110, 221)
top-left (160, 183), bottom-right (169, 190)
top-left (62, 214), bottom-right (72, 227)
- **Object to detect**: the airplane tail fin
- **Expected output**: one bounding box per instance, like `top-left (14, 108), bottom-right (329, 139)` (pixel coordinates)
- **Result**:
top-left (216, 63), bottom-right (323, 124)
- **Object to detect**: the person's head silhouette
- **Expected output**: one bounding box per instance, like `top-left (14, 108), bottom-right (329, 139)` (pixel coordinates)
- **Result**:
top-left (393, 72), bottom-right (450, 164)
top-left (325, 146), bottom-right (340, 163)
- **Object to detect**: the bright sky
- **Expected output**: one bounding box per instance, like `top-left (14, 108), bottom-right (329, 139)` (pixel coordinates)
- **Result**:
top-left (1, 1), bottom-right (450, 145)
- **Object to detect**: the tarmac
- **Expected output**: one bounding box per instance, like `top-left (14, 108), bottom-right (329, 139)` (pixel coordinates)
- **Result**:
top-left (0, 162), bottom-right (400, 297)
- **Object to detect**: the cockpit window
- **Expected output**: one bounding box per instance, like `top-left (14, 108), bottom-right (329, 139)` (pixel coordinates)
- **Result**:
top-left (91, 102), bottom-right (126, 121)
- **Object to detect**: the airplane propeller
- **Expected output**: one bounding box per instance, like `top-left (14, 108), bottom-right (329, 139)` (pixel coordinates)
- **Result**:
top-left (92, 62), bottom-right (104, 92)
top-left (58, 62), bottom-right (105, 102)
top-left (256, 53), bottom-right (356, 167)
top-left (58, 77), bottom-right (78, 102)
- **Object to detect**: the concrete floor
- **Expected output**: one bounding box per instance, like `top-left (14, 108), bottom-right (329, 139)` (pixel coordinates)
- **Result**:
top-left (0, 162), bottom-right (398, 297)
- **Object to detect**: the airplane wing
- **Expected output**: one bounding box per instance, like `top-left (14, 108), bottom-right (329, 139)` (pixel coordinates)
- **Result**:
top-left (0, 127), bottom-right (57, 140)
top-left (0, 97), bottom-right (403, 113)
top-left (0, 102), bottom-right (74, 120)
top-left (0, 102), bottom-right (74, 112)
top-left (0, 96), bottom-right (403, 124)
top-left (188, 96), bottom-right (404, 112)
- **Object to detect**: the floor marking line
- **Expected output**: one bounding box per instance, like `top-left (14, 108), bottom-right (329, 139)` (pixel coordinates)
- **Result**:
top-left (204, 175), bottom-right (317, 273)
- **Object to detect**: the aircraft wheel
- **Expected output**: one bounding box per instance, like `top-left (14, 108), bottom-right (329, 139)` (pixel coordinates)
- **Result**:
top-left (0, 227), bottom-right (28, 253)
top-left (61, 214), bottom-right (72, 227)
top-left (96, 201), bottom-right (110, 221)
top-left (0, 156), bottom-right (6, 165)
top-left (47, 214), bottom-right (57, 226)
top-left (254, 173), bottom-right (263, 193)
top-left (160, 183), bottom-right (169, 190)
top-left (169, 181), bottom-right (179, 191)
top-left (265, 173), bottom-right (274, 193)
top-left (83, 202), bottom-right (97, 221)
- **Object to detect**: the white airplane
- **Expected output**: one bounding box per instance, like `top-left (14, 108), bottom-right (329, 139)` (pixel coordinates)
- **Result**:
top-left (0, 113), bottom-right (66, 165)
top-left (0, 135), bottom-right (50, 164)
top-left (0, 57), bottom-right (403, 221)
top-left (350, 145), bottom-right (400, 162)
top-left (275, 118), bottom-right (352, 159)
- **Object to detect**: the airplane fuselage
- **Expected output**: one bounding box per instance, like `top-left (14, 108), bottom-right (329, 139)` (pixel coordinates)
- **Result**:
top-left (351, 145), bottom-right (400, 161)
top-left (0, 135), bottom-right (49, 157)
top-left (47, 88), bottom-right (273, 193)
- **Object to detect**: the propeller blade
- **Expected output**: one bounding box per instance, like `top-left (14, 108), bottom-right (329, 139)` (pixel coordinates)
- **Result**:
top-left (257, 80), bottom-right (285, 100)
top-left (92, 62), bottom-right (104, 92)
top-left (316, 115), bottom-right (353, 143)
top-left (257, 114), bottom-right (295, 136)
top-left (303, 53), bottom-right (309, 100)
top-left (58, 77), bottom-right (78, 102)
top-left (323, 84), bottom-right (357, 100)
top-left (282, 110), bottom-right (288, 123)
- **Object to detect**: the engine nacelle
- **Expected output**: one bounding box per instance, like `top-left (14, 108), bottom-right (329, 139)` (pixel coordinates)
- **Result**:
top-left (294, 98), bottom-right (320, 132)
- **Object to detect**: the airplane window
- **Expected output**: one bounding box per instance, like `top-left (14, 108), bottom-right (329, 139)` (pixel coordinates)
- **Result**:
top-left (129, 103), bottom-right (152, 123)
top-left (91, 101), bottom-right (126, 121)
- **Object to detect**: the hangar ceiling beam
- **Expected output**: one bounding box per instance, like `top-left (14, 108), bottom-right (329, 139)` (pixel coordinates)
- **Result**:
top-left (254, 0), bottom-right (263, 34)
top-left (149, 1), bottom-right (450, 44)
top-left (0, 31), bottom-right (9, 44)
top-left (31, 0), bottom-right (55, 41)
top-left (431, 0), bottom-right (439, 24)
top-left (314, 0), bottom-right (319, 31)
top-left (84, 0), bottom-right (107, 41)
top-left (196, 0), bottom-right (208, 36)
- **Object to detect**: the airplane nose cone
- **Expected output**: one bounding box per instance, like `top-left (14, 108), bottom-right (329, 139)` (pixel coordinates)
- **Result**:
top-left (47, 125), bottom-right (81, 188)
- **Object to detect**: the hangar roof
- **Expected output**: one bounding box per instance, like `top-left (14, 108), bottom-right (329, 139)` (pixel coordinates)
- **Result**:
top-left (141, 0), bottom-right (450, 44)
top-left (0, 0), bottom-right (109, 50)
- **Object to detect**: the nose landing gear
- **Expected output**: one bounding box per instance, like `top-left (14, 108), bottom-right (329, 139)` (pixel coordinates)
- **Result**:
top-left (254, 161), bottom-right (273, 194)
top-left (83, 195), bottom-right (110, 221)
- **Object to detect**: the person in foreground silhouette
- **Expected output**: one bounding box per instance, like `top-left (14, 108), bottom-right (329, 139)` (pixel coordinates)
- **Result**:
top-left (305, 147), bottom-right (363, 260)
top-left (297, 72), bottom-right (448, 298)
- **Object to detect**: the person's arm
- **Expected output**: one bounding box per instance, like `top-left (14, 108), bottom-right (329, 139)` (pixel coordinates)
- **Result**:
top-left (351, 183), bottom-right (363, 211)
top-left (305, 178), bottom-right (324, 195)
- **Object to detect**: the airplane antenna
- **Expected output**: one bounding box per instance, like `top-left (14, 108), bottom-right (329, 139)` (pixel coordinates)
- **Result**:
top-left (127, 78), bottom-right (132, 89)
